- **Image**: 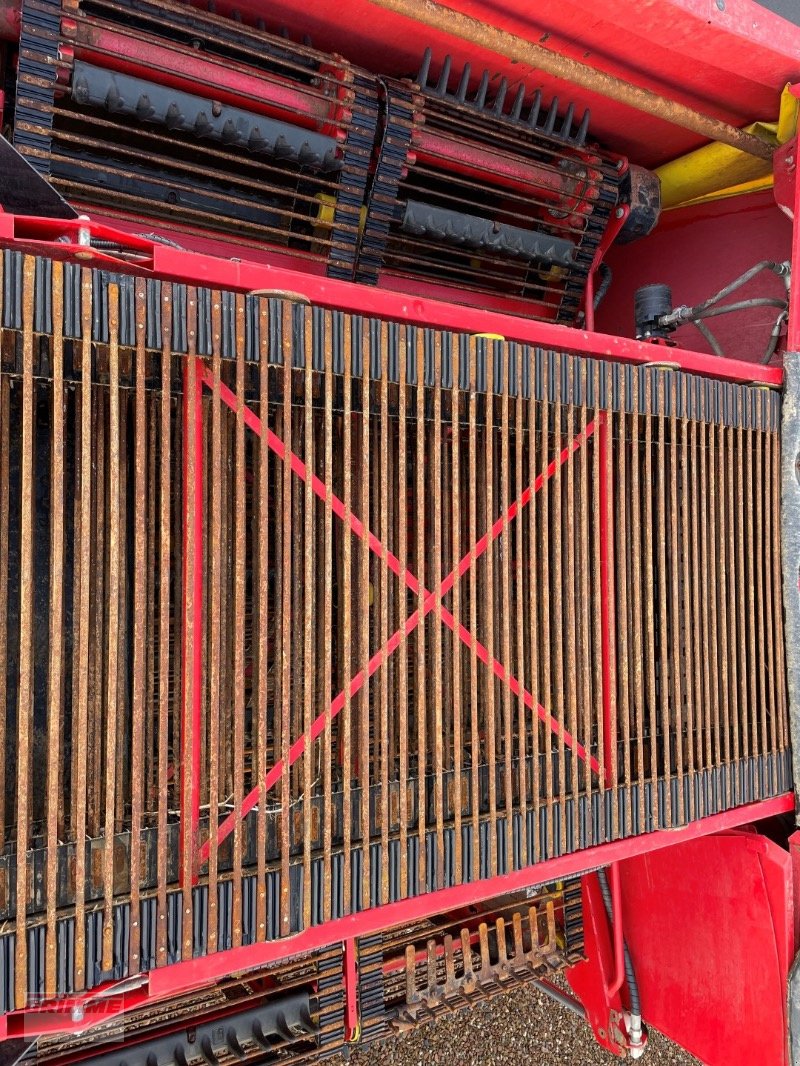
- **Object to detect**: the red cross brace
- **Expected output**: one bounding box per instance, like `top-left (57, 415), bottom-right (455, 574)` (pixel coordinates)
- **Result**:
top-left (197, 365), bottom-right (600, 863)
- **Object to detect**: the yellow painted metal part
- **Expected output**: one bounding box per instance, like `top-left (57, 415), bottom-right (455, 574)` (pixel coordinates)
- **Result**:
top-left (657, 84), bottom-right (799, 210)
top-left (315, 192), bottom-right (367, 231)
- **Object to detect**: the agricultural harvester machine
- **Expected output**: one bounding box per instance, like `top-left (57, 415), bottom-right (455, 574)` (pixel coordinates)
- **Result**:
top-left (0, 0), bottom-right (798, 1062)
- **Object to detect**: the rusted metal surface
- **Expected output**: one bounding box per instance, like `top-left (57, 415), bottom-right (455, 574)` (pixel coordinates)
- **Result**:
top-left (156, 282), bottom-right (173, 968)
top-left (102, 282), bottom-right (121, 976)
top-left (0, 257), bottom-right (790, 1004)
top-left (207, 291), bottom-right (224, 955)
top-left (392, 900), bottom-right (567, 1030)
top-left (365, 0), bottom-right (774, 160)
top-left (128, 276), bottom-right (147, 976)
top-left (44, 262), bottom-right (64, 1000)
top-left (0, 367), bottom-right (8, 856)
top-left (13, 257), bottom-right (34, 1008)
top-left (232, 292), bottom-right (246, 949)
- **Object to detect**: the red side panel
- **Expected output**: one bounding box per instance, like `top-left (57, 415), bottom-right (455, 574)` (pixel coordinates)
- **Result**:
top-left (619, 830), bottom-right (794, 1066)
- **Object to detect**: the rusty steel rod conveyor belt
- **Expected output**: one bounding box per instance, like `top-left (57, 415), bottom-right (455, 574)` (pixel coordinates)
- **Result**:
top-left (0, 250), bottom-right (789, 1025)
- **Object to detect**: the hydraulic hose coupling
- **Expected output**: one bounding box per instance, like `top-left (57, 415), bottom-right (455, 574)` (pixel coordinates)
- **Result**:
top-left (777, 260), bottom-right (792, 294)
top-left (626, 1011), bottom-right (647, 1059)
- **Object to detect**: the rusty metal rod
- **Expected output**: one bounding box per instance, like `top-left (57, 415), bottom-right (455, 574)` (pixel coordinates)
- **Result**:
top-left (322, 308), bottom-right (334, 921)
top-left (206, 291), bottom-right (224, 954)
top-left (366, 0), bottom-right (774, 160)
top-left (44, 261), bottom-right (64, 999)
top-left (128, 277), bottom-right (147, 976)
top-left (155, 288), bottom-right (171, 968)
top-left (303, 305), bottom-right (315, 927)
top-left (102, 283), bottom-right (121, 975)
top-left (73, 267), bottom-right (94, 992)
top-left (15, 257), bottom-right (35, 1008)
top-left (0, 371), bottom-right (8, 854)
top-left (398, 326), bottom-right (410, 899)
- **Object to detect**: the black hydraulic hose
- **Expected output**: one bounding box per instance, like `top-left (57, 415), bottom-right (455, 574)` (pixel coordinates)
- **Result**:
top-left (660, 259), bottom-right (791, 360)
top-left (660, 260), bottom-right (790, 327)
top-left (593, 262), bottom-right (613, 311)
top-left (597, 867), bottom-right (641, 1019)
top-left (693, 317), bottom-right (723, 356)
top-left (690, 259), bottom-right (790, 316)
top-left (693, 296), bottom-right (788, 320)
top-left (762, 309), bottom-right (789, 364)
top-left (353, 75), bottom-right (390, 273)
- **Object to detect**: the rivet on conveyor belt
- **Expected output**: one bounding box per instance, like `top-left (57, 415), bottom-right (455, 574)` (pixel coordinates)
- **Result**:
top-left (221, 119), bottom-right (239, 144)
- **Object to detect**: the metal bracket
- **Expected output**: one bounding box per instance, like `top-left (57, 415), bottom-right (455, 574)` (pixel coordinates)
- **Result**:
top-left (0, 212), bottom-right (159, 269)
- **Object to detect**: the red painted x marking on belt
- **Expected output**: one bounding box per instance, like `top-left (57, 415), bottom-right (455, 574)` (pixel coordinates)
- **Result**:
top-left (198, 365), bottom-right (599, 862)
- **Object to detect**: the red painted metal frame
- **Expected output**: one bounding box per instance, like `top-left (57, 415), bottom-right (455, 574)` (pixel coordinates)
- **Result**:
top-left (791, 831), bottom-right (800, 950)
top-left (595, 405), bottom-right (626, 1027)
top-left (781, 136), bottom-right (800, 353)
top-left (604, 863), bottom-right (625, 1000)
top-left (343, 939), bottom-right (360, 1042)
top-left (584, 204), bottom-right (629, 332)
top-left (566, 874), bottom-right (627, 1057)
top-left (0, 213), bottom-right (782, 386)
top-left (181, 356), bottom-right (205, 884)
top-left (0, 794), bottom-right (791, 1042)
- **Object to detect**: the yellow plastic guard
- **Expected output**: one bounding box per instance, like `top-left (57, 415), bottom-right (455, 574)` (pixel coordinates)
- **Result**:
top-left (315, 192), bottom-right (367, 232)
top-left (656, 84), bottom-right (799, 210)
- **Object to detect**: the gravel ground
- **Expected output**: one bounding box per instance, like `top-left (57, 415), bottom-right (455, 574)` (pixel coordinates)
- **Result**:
top-left (331, 983), bottom-right (700, 1066)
